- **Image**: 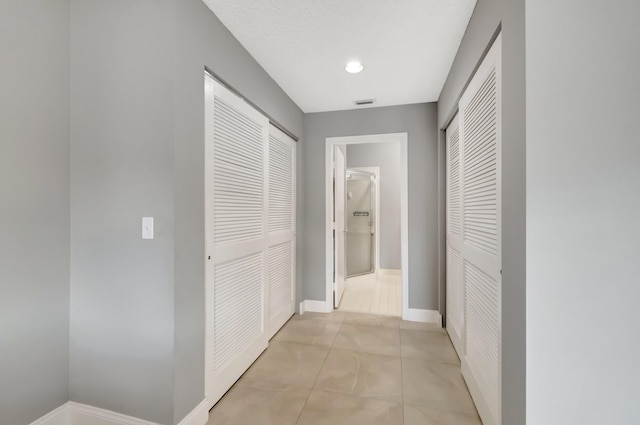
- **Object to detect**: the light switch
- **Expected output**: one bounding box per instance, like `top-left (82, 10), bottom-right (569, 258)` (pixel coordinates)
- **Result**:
top-left (142, 217), bottom-right (154, 239)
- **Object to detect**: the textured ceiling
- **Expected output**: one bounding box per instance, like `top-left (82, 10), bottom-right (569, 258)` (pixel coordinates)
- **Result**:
top-left (202, 0), bottom-right (476, 113)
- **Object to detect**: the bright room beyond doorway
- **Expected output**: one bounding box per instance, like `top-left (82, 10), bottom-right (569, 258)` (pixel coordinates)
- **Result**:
top-left (337, 272), bottom-right (402, 316)
top-left (327, 133), bottom-right (407, 318)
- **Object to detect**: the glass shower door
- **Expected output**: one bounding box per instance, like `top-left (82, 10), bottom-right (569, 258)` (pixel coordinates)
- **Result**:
top-left (346, 171), bottom-right (375, 277)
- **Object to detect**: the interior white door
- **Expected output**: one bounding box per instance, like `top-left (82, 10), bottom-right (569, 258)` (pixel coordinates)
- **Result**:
top-left (446, 113), bottom-right (465, 358)
top-left (458, 33), bottom-right (502, 425)
top-left (334, 145), bottom-right (346, 307)
top-left (266, 124), bottom-right (296, 339)
top-left (204, 75), bottom-right (269, 408)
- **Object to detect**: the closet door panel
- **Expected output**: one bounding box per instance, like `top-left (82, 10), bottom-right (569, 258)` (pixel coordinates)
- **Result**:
top-left (266, 125), bottom-right (296, 338)
top-left (205, 76), bottom-right (269, 408)
top-left (459, 33), bottom-right (502, 425)
top-left (446, 113), bottom-right (465, 358)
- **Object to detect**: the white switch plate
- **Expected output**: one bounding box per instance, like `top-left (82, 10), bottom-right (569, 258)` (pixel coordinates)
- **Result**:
top-left (142, 217), bottom-right (154, 239)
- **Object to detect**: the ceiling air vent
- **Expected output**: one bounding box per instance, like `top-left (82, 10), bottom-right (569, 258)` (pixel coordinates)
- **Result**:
top-left (354, 98), bottom-right (375, 106)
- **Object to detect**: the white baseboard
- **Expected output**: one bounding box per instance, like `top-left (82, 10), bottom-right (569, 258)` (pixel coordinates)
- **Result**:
top-left (377, 268), bottom-right (402, 277)
top-left (68, 402), bottom-right (160, 425)
top-left (30, 401), bottom-right (178, 425)
top-left (29, 403), bottom-right (69, 425)
top-left (403, 308), bottom-right (442, 326)
top-left (299, 299), bottom-right (332, 314)
top-left (177, 399), bottom-right (209, 425)
top-left (30, 398), bottom-right (209, 425)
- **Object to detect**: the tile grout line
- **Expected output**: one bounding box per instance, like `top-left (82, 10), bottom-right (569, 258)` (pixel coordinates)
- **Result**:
top-left (310, 315), bottom-right (406, 423)
top-left (293, 314), bottom-right (345, 425)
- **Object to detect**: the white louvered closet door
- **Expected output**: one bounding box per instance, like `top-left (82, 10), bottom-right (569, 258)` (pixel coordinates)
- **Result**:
top-left (204, 76), bottom-right (270, 408)
top-left (459, 33), bottom-right (502, 425)
top-left (266, 124), bottom-right (296, 339)
top-left (446, 113), bottom-right (465, 359)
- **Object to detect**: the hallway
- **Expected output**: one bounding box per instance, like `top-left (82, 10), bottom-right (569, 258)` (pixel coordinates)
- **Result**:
top-left (338, 273), bottom-right (402, 316)
top-left (207, 312), bottom-right (481, 425)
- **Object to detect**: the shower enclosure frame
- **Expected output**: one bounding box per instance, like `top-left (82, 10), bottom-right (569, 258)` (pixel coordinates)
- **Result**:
top-left (345, 168), bottom-right (379, 278)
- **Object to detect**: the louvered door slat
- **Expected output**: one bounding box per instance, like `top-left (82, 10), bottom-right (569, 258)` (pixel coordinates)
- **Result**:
top-left (463, 64), bottom-right (498, 257)
top-left (465, 261), bottom-right (500, 419)
top-left (269, 134), bottom-right (294, 233)
top-left (213, 253), bottom-right (263, 371)
top-left (213, 95), bottom-right (264, 246)
top-left (446, 245), bottom-right (464, 357)
top-left (268, 242), bottom-right (293, 319)
top-left (448, 119), bottom-right (462, 236)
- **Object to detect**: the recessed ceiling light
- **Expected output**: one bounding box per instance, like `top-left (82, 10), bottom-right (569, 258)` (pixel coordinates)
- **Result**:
top-left (345, 61), bottom-right (363, 74)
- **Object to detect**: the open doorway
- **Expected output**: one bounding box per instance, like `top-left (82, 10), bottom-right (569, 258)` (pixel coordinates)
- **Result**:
top-left (325, 133), bottom-right (408, 318)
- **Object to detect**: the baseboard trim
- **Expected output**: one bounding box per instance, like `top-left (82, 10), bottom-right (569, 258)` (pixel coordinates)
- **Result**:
top-left (29, 402), bottom-right (166, 425)
top-left (299, 299), bottom-right (332, 314)
top-left (403, 308), bottom-right (442, 326)
top-left (68, 402), bottom-right (160, 425)
top-left (377, 268), bottom-right (402, 276)
top-left (29, 403), bottom-right (69, 425)
top-left (177, 399), bottom-right (209, 425)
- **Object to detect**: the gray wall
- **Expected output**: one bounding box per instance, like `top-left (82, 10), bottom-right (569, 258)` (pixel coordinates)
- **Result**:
top-left (303, 103), bottom-right (439, 310)
top-left (172, 0), bottom-right (304, 423)
top-left (346, 143), bottom-right (401, 270)
top-left (526, 1), bottom-right (640, 423)
top-left (68, 1), bottom-right (303, 424)
top-left (437, 0), bottom-right (526, 423)
top-left (0, 1), bottom-right (71, 424)
top-left (69, 1), bottom-right (176, 423)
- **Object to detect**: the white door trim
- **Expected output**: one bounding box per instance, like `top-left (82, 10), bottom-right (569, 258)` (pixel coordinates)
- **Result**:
top-left (325, 133), bottom-right (409, 319)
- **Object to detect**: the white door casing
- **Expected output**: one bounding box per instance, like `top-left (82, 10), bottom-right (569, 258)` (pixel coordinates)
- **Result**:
top-left (266, 124), bottom-right (296, 339)
top-left (333, 145), bottom-right (347, 307)
top-left (325, 134), bottom-right (408, 318)
top-left (458, 33), bottom-right (502, 425)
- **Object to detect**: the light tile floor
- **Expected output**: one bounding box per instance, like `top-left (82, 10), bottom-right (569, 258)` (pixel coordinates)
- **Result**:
top-left (207, 311), bottom-right (481, 425)
top-left (338, 273), bottom-right (402, 316)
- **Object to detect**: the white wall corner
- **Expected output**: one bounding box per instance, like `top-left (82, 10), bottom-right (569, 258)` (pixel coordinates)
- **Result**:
top-left (404, 308), bottom-right (442, 326)
top-left (28, 403), bottom-right (70, 425)
top-left (176, 399), bottom-right (209, 425)
top-left (300, 299), bottom-right (333, 314)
